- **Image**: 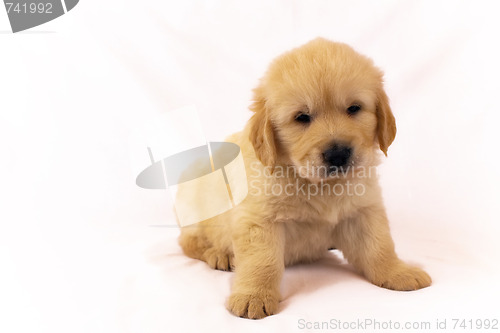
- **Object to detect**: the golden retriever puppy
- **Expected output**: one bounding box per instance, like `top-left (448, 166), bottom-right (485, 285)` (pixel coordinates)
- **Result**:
top-left (178, 38), bottom-right (431, 319)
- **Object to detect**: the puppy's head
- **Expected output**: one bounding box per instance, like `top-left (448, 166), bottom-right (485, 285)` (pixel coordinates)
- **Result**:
top-left (249, 38), bottom-right (396, 180)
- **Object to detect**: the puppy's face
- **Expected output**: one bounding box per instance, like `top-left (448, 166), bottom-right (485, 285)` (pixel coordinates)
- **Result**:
top-left (249, 38), bottom-right (396, 181)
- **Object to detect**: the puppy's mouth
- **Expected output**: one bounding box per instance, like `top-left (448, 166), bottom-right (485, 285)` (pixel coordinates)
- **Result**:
top-left (326, 163), bottom-right (356, 175)
top-left (290, 145), bottom-right (367, 182)
top-left (291, 160), bottom-right (358, 182)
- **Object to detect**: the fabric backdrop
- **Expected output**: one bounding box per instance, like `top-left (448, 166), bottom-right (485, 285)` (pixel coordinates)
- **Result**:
top-left (1, 1), bottom-right (499, 332)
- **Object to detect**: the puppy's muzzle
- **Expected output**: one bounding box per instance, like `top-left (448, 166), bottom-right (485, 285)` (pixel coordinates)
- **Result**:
top-left (322, 144), bottom-right (352, 169)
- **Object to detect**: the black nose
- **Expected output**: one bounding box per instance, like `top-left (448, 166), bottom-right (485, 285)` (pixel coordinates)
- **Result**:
top-left (322, 145), bottom-right (352, 168)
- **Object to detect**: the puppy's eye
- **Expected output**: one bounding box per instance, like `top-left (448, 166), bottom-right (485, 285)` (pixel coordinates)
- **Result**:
top-left (295, 113), bottom-right (311, 124)
top-left (347, 105), bottom-right (361, 115)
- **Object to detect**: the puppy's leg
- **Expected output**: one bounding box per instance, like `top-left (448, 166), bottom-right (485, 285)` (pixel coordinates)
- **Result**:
top-left (332, 207), bottom-right (431, 291)
top-left (179, 224), bottom-right (234, 271)
top-left (178, 226), bottom-right (209, 261)
top-left (202, 247), bottom-right (234, 271)
top-left (227, 221), bottom-right (285, 319)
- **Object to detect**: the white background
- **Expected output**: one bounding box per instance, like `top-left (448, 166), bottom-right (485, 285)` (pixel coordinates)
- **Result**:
top-left (1, 1), bottom-right (500, 332)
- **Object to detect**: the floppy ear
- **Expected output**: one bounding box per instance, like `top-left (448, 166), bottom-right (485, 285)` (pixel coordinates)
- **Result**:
top-left (249, 87), bottom-right (277, 170)
top-left (376, 87), bottom-right (397, 156)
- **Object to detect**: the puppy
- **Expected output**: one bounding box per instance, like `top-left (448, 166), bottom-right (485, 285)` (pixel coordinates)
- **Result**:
top-left (178, 38), bottom-right (431, 319)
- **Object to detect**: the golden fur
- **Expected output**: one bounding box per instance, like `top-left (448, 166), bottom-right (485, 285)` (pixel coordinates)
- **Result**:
top-left (178, 38), bottom-right (431, 319)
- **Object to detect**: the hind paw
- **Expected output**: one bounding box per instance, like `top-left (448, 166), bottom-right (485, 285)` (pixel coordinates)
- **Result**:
top-left (202, 248), bottom-right (234, 271)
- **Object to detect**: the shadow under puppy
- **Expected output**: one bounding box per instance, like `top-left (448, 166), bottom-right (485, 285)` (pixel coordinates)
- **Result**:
top-left (178, 38), bottom-right (431, 319)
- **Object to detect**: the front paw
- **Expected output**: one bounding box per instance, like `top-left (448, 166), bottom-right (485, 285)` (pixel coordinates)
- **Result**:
top-left (370, 262), bottom-right (432, 291)
top-left (227, 292), bottom-right (279, 319)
